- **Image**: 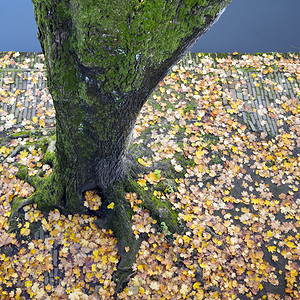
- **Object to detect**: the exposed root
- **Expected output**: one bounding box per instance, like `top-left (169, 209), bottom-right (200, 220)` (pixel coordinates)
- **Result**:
top-left (9, 197), bottom-right (35, 226)
top-left (91, 180), bottom-right (143, 292)
top-left (9, 154), bottom-right (186, 293)
top-left (112, 268), bottom-right (136, 296)
top-left (90, 173), bottom-right (186, 292)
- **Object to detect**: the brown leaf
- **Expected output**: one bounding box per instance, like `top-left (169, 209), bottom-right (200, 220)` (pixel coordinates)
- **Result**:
top-left (0, 231), bottom-right (15, 247)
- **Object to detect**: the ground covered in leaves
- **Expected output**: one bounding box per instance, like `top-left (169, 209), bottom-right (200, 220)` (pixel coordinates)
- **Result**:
top-left (0, 52), bottom-right (299, 299)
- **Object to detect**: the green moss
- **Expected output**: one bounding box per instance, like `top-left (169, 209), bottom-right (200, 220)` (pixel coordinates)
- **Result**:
top-left (11, 130), bottom-right (33, 138)
top-left (31, 170), bottom-right (65, 212)
top-left (16, 165), bottom-right (41, 188)
top-left (38, 138), bottom-right (50, 153)
top-left (129, 178), bottom-right (184, 234)
top-left (42, 151), bottom-right (55, 166)
top-left (10, 197), bottom-right (25, 215)
top-left (33, 0), bottom-right (231, 95)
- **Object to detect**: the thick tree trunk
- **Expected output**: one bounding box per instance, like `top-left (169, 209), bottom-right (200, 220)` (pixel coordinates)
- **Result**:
top-left (27, 0), bottom-right (231, 291)
top-left (31, 0), bottom-right (231, 210)
top-left (53, 87), bottom-right (142, 210)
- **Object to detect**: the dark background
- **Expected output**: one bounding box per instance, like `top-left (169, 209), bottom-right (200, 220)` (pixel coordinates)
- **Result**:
top-left (0, 0), bottom-right (299, 53)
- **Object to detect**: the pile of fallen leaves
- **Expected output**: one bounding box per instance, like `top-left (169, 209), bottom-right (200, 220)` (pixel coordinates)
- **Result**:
top-left (0, 52), bottom-right (299, 299)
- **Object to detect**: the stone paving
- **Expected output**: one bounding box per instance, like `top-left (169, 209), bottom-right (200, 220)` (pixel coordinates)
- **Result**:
top-left (1, 52), bottom-right (299, 137)
top-left (0, 52), bottom-right (54, 131)
top-left (0, 51), bottom-right (299, 291)
top-left (179, 52), bottom-right (300, 137)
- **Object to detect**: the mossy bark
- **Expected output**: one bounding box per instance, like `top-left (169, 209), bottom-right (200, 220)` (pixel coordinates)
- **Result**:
top-left (30, 0), bottom-right (231, 210)
top-left (27, 0), bottom-right (231, 291)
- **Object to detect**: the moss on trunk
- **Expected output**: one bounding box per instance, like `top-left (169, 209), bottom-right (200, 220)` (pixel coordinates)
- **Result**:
top-left (18, 0), bottom-right (232, 291)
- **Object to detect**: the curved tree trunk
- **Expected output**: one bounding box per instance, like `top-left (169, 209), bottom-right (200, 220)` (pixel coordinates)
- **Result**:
top-left (31, 0), bottom-right (230, 210)
top-left (28, 0), bottom-right (231, 291)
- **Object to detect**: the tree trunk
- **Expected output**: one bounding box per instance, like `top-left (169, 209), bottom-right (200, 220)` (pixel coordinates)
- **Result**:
top-left (31, 0), bottom-right (230, 210)
top-left (27, 0), bottom-right (231, 291)
top-left (52, 85), bottom-right (143, 210)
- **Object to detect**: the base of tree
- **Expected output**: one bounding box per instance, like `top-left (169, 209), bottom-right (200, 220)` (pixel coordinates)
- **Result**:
top-left (9, 139), bottom-right (187, 293)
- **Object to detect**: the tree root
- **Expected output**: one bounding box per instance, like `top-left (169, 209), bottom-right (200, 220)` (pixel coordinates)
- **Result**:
top-left (90, 175), bottom-right (186, 293)
top-left (9, 197), bottom-right (35, 224)
top-left (9, 156), bottom-right (186, 293)
top-left (92, 180), bottom-right (143, 293)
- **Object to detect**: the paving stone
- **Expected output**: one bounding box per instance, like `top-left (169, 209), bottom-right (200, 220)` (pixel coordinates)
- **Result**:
top-left (248, 120), bottom-right (256, 132)
top-left (44, 273), bottom-right (49, 285)
top-left (39, 227), bottom-right (45, 240)
top-left (264, 122), bottom-right (270, 134)
top-left (250, 112), bottom-right (257, 127)
top-left (242, 111), bottom-right (247, 124)
top-left (1, 51), bottom-right (299, 292)
top-left (236, 92), bottom-right (243, 99)
top-left (34, 231), bottom-right (39, 240)
top-left (53, 249), bottom-right (58, 267)
top-left (269, 119), bottom-right (276, 136)
top-left (230, 89), bottom-right (237, 100)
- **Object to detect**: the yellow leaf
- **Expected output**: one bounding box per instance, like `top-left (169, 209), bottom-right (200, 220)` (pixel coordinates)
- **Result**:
top-left (267, 246), bottom-right (276, 253)
top-left (137, 178), bottom-right (146, 187)
top-left (137, 158), bottom-right (147, 166)
top-left (231, 146), bottom-right (238, 153)
top-left (102, 255), bottom-right (107, 265)
top-left (39, 119), bottom-right (45, 127)
top-left (20, 227), bottom-right (30, 236)
top-left (19, 150), bottom-right (28, 158)
top-left (93, 250), bottom-right (99, 261)
top-left (110, 255), bottom-right (117, 263)
top-left (32, 116), bottom-right (38, 124)
top-left (36, 254), bottom-right (44, 263)
top-left (25, 280), bottom-right (32, 288)
top-left (137, 264), bottom-right (144, 271)
top-left (148, 172), bottom-right (158, 182)
top-left (286, 241), bottom-right (296, 248)
top-left (251, 198), bottom-right (262, 205)
top-left (107, 202), bottom-right (114, 209)
top-left (183, 214), bottom-right (193, 222)
top-left (193, 282), bottom-right (201, 290)
top-left (183, 235), bottom-right (191, 244)
top-left (195, 150), bottom-right (204, 159)
top-left (212, 238), bottom-right (223, 246)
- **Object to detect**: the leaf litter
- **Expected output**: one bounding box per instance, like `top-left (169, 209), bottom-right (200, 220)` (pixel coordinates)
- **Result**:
top-left (0, 52), bottom-right (299, 299)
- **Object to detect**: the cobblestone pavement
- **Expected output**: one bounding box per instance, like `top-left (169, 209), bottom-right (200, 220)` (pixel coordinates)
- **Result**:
top-left (1, 52), bottom-right (299, 137)
top-left (1, 51), bottom-right (299, 292)
top-left (179, 52), bottom-right (300, 137)
top-left (0, 52), bottom-right (54, 131)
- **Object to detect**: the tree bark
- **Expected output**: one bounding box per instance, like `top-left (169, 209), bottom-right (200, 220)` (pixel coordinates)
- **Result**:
top-left (27, 0), bottom-right (231, 291)
top-left (31, 0), bottom-right (231, 210)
